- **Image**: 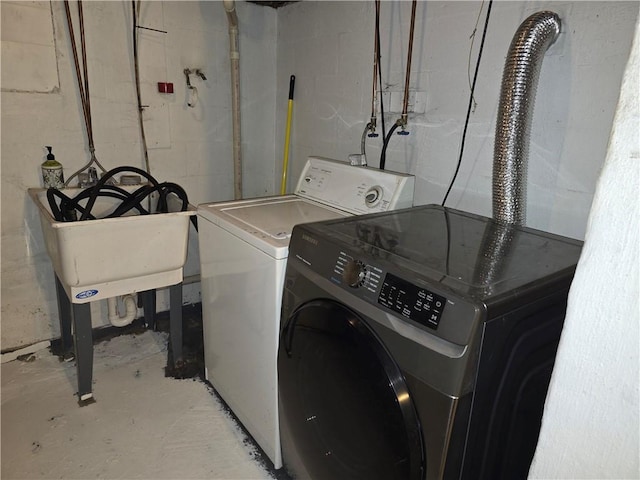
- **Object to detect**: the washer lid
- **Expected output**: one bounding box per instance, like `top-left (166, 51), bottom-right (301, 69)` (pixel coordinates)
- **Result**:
top-left (197, 195), bottom-right (349, 259)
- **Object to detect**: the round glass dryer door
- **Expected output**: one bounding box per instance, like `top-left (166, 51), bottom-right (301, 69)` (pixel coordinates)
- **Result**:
top-left (278, 299), bottom-right (424, 480)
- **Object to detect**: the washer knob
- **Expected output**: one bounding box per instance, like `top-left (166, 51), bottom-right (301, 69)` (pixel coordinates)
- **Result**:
top-left (365, 186), bottom-right (383, 207)
top-left (343, 260), bottom-right (366, 288)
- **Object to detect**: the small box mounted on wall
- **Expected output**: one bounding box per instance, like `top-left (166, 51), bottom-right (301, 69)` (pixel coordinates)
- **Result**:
top-left (157, 82), bottom-right (174, 94)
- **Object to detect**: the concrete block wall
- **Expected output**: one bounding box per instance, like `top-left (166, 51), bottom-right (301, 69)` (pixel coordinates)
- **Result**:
top-left (1, 2), bottom-right (638, 477)
top-left (1, 1), bottom-right (277, 349)
top-left (276, 1), bottom-right (638, 240)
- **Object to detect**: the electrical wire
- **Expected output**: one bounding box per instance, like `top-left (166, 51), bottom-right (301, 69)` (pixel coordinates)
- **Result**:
top-left (441, 0), bottom-right (493, 207)
top-left (467, 0), bottom-right (486, 113)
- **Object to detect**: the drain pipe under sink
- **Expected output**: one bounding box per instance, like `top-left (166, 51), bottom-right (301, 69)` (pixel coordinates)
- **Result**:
top-left (493, 11), bottom-right (561, 225)
top-left (107, 294), bottom-right (137, 327)
top-left (224, 0), bottom-right (242, 200)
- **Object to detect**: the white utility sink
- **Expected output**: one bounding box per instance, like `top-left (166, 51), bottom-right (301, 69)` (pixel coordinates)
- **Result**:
top-left (29, 186), bottom-right (196, 303)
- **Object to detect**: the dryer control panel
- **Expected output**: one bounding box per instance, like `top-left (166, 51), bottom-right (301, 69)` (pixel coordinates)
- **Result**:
top-left (378, 272), bottom-right (447, 329)
top-left (336, 254), bottom-right (446, 329)
top-left (291, 234), bottom-right (478, 347)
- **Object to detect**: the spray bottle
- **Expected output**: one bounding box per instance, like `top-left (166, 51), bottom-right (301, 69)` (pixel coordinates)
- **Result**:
top-left (41, 146), bottom-right (64, 188)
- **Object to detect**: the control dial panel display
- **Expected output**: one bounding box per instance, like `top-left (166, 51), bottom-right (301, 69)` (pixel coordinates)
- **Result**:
top-left (378, 273), bottom-right (446, 329)
top-left (334, 252), bottom-right (383, 293)
top-left (343, 259), bottom-right (367, 287)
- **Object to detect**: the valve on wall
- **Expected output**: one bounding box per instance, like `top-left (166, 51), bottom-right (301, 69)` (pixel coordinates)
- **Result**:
top-left (184, 68), bottom-right (207, 108)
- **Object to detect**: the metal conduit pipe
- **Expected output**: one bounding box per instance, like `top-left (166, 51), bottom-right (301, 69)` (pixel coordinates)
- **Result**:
top-left (223, 0), bottom-right (242, 200)
top-left (493, 11), bottom-right (561, 225)
top-left (400, 0), bottom-right (418, 128)
top-left (380, 0), bottom-right (417, 170)
top-left (368, 0), bottom-right (380, 136)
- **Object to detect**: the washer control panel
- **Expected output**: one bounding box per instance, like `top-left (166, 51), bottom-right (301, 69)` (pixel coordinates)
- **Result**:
top-left (294, 156), bottom-right (414, 214)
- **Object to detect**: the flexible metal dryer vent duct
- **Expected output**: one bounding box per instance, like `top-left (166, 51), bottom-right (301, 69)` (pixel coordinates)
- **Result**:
top-left (493, 11), bottom-right (561, 225)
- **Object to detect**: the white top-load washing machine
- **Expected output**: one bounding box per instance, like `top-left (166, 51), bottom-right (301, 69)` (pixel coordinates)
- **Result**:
top-left (197, 156), bottom-right (414, 469)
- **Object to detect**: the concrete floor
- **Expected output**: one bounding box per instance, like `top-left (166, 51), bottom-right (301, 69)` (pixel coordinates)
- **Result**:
top-left (1, 330), bottom-right (278, 479)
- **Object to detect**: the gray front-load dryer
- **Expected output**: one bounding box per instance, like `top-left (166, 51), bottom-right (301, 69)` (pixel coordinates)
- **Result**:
top-left (277, 205), bottom-right (582, 480)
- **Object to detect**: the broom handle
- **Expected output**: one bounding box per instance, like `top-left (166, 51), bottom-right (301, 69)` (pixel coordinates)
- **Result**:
top-left (280, 75), bottom-right (296, 195)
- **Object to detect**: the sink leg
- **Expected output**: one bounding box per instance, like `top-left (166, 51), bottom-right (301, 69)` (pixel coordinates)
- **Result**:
top-left (169, 283), bottom-right (183, 366)
top-left (54, 275), bottom-right (73, 355)
top-left (72, 302), bottom-right (94, 404)
top-left (141, 289), bottom-right (157, 330)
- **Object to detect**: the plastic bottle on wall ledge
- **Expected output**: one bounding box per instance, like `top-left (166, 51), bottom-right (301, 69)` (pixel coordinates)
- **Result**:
top-left (41, 146), bottom-right (64, 189)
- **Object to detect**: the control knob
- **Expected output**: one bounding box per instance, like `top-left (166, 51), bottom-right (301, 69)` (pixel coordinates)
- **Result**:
top-left (365, 186), bottom-right (383, 207)
top-left (343, 260), bottom-right (367, 288)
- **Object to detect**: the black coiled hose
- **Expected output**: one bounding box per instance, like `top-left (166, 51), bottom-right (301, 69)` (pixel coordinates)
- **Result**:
top-left (46, 166), bottom-right (197, 230)
top-left (379, 122), bottom-right (400, 171)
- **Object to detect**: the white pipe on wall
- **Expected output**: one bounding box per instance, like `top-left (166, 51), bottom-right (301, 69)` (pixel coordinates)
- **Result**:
top-left (224, 0), bottom-right (243, 200)
top-left (107, 294), bottom-right (137, 327)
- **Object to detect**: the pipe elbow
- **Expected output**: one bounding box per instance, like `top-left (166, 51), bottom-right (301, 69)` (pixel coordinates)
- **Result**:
top-left (223, 0), bottom-right (235, 13)
top-left (224, 0), bottom-right (239, 28)
top-left (107, 294), bottom-right (137, 328)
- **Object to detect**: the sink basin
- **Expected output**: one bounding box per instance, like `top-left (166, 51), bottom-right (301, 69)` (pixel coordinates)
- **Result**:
top-left (29, 186), bottom-right (196, 303)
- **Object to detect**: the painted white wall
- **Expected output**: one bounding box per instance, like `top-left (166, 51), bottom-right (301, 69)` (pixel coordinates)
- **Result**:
top-left (1, 1), bottom-right (277, 350)
top-left (1, 0), bottom-right (637, 406)
top-left (276, 1), bottom-right (637, 240)
top-left (529, 17), bottom-right (639, 479)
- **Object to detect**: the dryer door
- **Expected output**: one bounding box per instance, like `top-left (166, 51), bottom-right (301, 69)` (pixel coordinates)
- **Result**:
top-left (278, 298), bottom-right (424, 480)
